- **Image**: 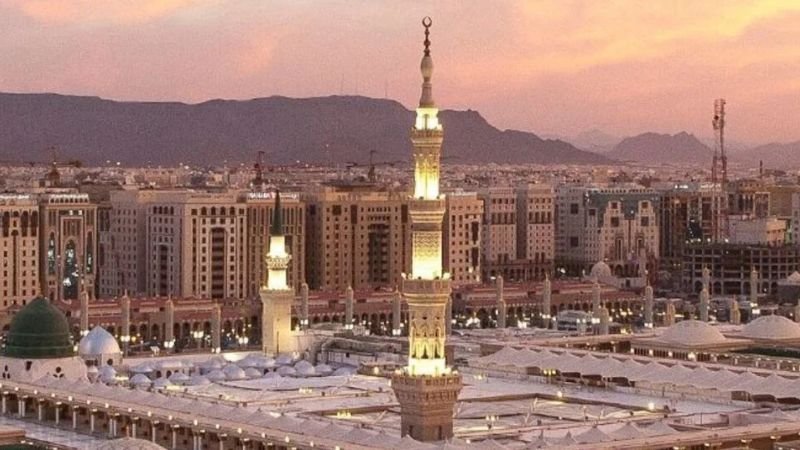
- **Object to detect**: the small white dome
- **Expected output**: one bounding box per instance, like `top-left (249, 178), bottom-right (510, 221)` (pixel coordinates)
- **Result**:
top-left (262, 371), bottom-right (282, 379)
top-left (742, 315), bottom-right (800, 340)
top-left (129, 374), bottom-right (152, 386)
top-left (315, 364), bottom-right (333, 376)
top-left (222, 364), bottom-right (246, 381)
top-left (98, 365), bottom-right (117, 381)
top-left (275, 354), bottom-right (295, 366)
top-left (78, 327), bottom-right (122, 358)
top-left (206, 369), bottom-right (226, 382)
top-left (294, 360), bottom-right (315, 377)
top-left (168, 372), bottom-right (191, 384)
top-left (189, 375), bottom-right (211, 386)
top-left (660, 320), bottom-right (727, 346)
top-left (276, 366), bottom-right (297, 376)
top-left (590, 261), bottom-right (612, 279)
top-left (152, 377), bottom-right (172, 389)
top-left (244, 367), bottom-right (262, 379)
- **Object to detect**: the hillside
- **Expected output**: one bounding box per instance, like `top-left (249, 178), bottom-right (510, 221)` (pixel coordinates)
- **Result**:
top-left (0, 93), bottom-right (609, 166)
top-left (607, 132), bottom-right (712, 164)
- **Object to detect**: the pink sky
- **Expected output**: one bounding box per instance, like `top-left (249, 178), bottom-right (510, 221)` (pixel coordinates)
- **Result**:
top-left (2, 0), bottom-right (800, 144)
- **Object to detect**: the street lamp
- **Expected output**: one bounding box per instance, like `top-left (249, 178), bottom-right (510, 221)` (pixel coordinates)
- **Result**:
top-left (192, 330), bottom-right (204, 349)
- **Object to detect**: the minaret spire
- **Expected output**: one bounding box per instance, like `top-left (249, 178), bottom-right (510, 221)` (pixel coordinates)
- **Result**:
top-left (419, 16), bottom-right (434, 108)
top-left (260, 189), bottom-right (294, 354)
top-left (270, 190), bottom-right (283, 237)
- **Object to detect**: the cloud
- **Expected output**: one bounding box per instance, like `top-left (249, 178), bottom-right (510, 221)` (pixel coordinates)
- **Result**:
top-left (3, 0), bottom-right (210, 25)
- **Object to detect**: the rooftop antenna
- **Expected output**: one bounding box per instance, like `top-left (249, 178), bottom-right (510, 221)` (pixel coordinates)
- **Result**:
top-left (712, 98), bottom-right (728, 241)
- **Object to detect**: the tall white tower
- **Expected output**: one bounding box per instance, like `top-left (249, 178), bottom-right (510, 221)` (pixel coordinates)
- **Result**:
top-left (392, 17), bottom-right (462, 442)
top-left (260, 192), bottom-right (294, 354)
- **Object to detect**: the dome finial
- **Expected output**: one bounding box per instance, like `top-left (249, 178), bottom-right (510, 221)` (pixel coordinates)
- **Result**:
top-left (422, 16), bottom-right (432, 56)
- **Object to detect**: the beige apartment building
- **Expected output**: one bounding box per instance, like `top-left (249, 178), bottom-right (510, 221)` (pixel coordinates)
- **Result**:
top-left (443, 191), bottom-right (482, 285)
top-left (0, 194), bottom-right (40, 309)
top-left (479, 187), bottom-right (517, 278)
top-left (516, 184), bottom-right (555, 280)
top-left (304, 183), bottom-right (410, 292)
top-left (479, 185), bottom-right (554, 281)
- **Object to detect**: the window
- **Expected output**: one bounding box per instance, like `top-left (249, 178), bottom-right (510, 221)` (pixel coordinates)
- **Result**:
top-left (641, 217), bottom-right (650, 227)
top-left (569, 237), bottom-right (579, 247)
top-left (570, 203), bottom-right (579, 214)
top-left (611, 217), bottom-right (620, 227)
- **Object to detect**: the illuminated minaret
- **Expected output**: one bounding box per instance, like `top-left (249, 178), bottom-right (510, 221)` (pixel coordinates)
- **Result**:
top-left (392, 17), bottom-right (462, 442)
top-left (496, 275), bottom-right (507, 328)
top-left (541, 275), bottom-right (552, 328)
top-left (644, 279), bottom-right (654, 328)
top-left (260, 191), bottom-right (294, 354)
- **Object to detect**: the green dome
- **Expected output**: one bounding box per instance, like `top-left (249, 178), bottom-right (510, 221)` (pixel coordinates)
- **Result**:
top-left (4, 297), bottom-right (74, 359)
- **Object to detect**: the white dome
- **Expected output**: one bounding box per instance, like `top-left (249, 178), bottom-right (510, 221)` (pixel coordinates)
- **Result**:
top-left (742, 315), bottom-right (800, 340)
top-left (590, 261), bottom-right (612, 279)
top-left (189, 375), bottom-right (211, 386)
top-left (786, 272), bottom-right (800, 284)
top-left (222, 364), bottom-right (246, 380)
top-left (275, 354), bottom-right (295, 366)
top-left (294, 360), bottom-right (315, 377)
top-left (168, 372), bottom-right (191, 384)
top-left (206, 369), bottom-right (226, 382)
top-left (98, 365), bottom-right (117, 381)
top-left (244, 367), bottom-right (262, 379)
top-left (315, 364), bottom-right (334, 376)
top-left (78, 327), bottom-right (122, 358)
top-left (276, 366), bottom-right (297, 376)
top-left (129, 374), bottom-right (152, 386)
top-left (262, 371), bottom-right (282, 379)
top-left (660, 320), bottom-right (727, 346)
top-left (152, 377), bottom-right (172, 389)
top-left (92, 438), bottom-right (165, 450)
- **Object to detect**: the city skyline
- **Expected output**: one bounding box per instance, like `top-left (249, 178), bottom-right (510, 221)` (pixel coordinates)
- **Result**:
top-left (2, 1), bottom-right (800, 144)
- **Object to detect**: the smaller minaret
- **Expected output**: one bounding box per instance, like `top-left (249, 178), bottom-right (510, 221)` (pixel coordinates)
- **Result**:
top-left (80, 282), bottom-right (90, 336)
top-left (592, 278), bottom-right (601, 315)
top-left (165, 298), bottom-right (175, 352)
top-left (665, 301), bottom-right (676, 326)
top-left (749, 267), bottom-right (758, 304)
top-left (542, 275), bottom-right (552, 328)
top-left (730, 298), bottom-right (741, 325)
top-left (261, 191), bottom-right (294, 354)
top-left (496, 275), bottom-right (506, 328)
top-left (211, 304), bottom-right (222, 353)
top-left (300, 282), bottom-right (310, 328)
top-left (644, 279), bottom-right (654, 328)
top-left (794, 303), bottom-right (800, 324)
top-left (344, 285), bottom-right (354, 330)
top-left (599, 307), bottom-right (610, 335)
top-left (702, 266), bottom-right (711, 295)
top-left (699, 285), bottom-right (710, 322)
top-left (392, 289), bottom-right (402, 336)
top-left (445, 295), bottom-right (453, 336)
top-left (120, 291), bottom-right (131, 356)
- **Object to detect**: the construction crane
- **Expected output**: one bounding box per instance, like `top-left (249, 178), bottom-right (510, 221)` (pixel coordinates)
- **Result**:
top-left (711, 99), bottom-right (728, 241)
top-left (345, 150), bottom-right (404, 183)
top-left (252, 151), bottom-right (267, 190)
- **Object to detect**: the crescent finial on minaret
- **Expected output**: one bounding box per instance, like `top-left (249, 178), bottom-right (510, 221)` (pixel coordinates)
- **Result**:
top-left (422, 16), bottom-right (432, 56)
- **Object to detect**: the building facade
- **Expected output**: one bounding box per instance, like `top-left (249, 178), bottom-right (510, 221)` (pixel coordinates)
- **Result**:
top-left (556, 185), bottom-right (660, 278)
top-left (304, 184), bottom-right (410, 292)
top-left (443, 191), bottom-right (482, 285)
top-left (0, 194), bottom-right (39, 310)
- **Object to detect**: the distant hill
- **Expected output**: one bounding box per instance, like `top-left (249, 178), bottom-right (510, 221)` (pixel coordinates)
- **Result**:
top-left (746, 141), bottom-right (800, 168)
top-left (0, 93), bottom-right (609, 166)
top-left (607, 132), bottom-right (712, 164)
top-left (569, 129), bottom-right (621, 153)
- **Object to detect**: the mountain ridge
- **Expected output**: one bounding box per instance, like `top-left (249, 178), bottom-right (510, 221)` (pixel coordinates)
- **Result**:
top-left (0, 92), bottom-right (609, 166)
